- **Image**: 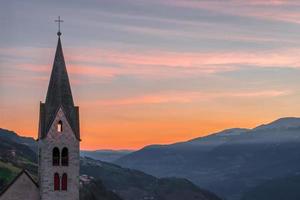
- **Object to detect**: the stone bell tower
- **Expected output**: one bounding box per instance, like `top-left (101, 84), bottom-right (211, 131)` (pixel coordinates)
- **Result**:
top-left (38, 21), bottom-right (80, 200)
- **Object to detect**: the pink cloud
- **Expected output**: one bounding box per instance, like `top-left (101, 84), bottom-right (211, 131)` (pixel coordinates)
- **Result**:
top-left (15, 64), bottom-right (49, 72)
top-left (66, 47), bottom-right (300, 73)
top-left (3, 47), bottom-right (300, 84)
top-left (81, 89), bottom-right (291, 107)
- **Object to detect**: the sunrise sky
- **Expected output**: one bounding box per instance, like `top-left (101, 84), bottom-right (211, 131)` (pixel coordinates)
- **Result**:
top-left (2, 0), bottom-right (300, 150)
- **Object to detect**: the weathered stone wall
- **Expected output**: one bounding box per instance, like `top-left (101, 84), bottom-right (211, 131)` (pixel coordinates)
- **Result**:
top-left (39, 107), bottom-right (80, 200)
top-left (0, 173), bottom-right (39, 200)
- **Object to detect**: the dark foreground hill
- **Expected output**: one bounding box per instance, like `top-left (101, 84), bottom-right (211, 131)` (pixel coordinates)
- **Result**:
top-left (80, 178), bottom-right (123, 200)
top-left (81, 157), bottom-right (221, 200)
top-left (0, 129), bottom-right (37, 183)
top-left (116, 117), bottom-right (300, 200)
top-left (241, 175), bottom-right (300, 200)
top-left (0, 128), bottom-right (221, 200)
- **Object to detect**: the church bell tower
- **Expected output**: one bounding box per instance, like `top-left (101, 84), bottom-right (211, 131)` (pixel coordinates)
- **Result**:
top-left (38, 19), bottom-right (80, 200)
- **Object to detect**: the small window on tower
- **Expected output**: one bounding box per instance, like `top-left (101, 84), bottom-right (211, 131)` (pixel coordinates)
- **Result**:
top-left (54, 173), bottom-right (60, 191)
top-left (61, 147), bottom-right (69, 166)
top-left (57, 120), bottom-right (63, 132)
top-left (53, 147), bottom-right (60, 166)
top-left (62, 173), bottom-right (68, 191)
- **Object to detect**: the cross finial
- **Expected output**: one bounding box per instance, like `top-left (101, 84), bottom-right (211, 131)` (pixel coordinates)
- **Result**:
top-left (55, 16), bottom-right (64, 36)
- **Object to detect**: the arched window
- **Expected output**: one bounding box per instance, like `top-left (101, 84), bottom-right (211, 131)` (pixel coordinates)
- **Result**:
top-left (61, 147), bottom-right (68, 166)
top-left (52, 147), bottom-right (60, 166)
top-left (57, 120), bottom-right (63, 132)
top-left (54, 173), bottom-right (60, 191)
top-left (62, 173), bottom-right (68, 191)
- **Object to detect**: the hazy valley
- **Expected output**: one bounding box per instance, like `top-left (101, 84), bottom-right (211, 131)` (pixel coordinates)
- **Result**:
top-left (2, 117), bottom-right (300, 199)
top-left (0, 128), bottom-right (220, 200)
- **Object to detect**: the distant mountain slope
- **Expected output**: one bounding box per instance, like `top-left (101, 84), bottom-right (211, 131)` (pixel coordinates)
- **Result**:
top-left (81, 150), bottom-right (133, 162)
top-left (81, 157), bottom-right (221, 200)
top-left (241, 175), bottom-right (300, 200)
top-left (0, 128), bottom-right (221, 200)
top-left (116, 117), bottom-right (300, 200)
top-left (0, 128), bottom-right (37, 152)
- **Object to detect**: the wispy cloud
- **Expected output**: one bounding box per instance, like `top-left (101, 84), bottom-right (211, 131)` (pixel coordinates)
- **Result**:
top-left (64, 48), bottom-right (300, 71)
top-left (3, 47), bottom-right (300, 85)
top-left (165, 0), bottom-right (300, 24)
top-left (82, 89), bottom-right (291, 107)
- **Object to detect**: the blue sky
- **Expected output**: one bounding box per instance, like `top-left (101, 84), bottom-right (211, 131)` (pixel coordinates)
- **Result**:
top-left (2, 0), bottom-right (300, 149)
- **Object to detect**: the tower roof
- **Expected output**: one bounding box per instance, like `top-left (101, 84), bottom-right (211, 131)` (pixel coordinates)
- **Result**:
top-left (45, 37), bottom-right (74, 110)
top-left (39, 35), bottom-right (80, 140)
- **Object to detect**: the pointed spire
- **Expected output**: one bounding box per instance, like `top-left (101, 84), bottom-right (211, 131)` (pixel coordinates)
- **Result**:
top-left (45, 37), bottom-right (74, 108)
top-left (39, 35), bottom-right (80, 140)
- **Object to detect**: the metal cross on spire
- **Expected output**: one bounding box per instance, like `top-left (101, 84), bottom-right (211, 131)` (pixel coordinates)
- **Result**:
top-left (55, 16), bottom-right (64, 36)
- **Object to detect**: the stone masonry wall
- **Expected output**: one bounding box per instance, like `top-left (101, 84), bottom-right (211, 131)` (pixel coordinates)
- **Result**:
top-left (39, 107), bottom-right (80, 200)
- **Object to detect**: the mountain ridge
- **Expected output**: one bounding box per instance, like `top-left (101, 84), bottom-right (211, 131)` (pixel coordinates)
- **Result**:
top-left (137, 117), bottom-right (300, 152)
top-left (115, 117), bottom-right (300, 200)
top-left (253, 117), bottom-right (300, 130)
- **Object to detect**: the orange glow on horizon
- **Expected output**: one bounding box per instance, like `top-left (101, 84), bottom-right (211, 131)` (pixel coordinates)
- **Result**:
top-left (1, 105), bottom-right (293, 150)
